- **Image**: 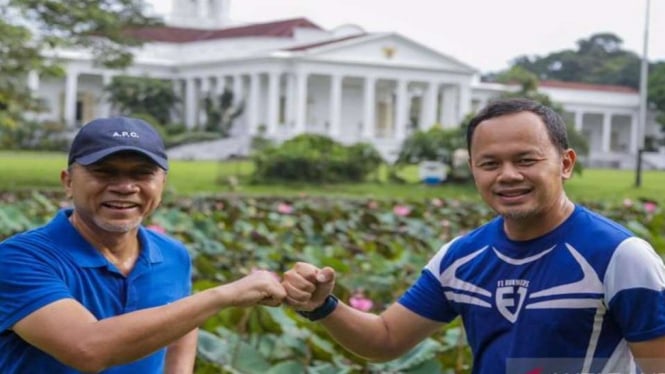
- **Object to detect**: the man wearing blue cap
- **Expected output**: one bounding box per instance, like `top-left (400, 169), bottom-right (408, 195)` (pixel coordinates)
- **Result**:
top-left (0, 117), bottom-right (286, 373)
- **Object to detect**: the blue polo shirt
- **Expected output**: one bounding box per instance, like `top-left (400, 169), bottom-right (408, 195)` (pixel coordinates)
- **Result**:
top-left (0, 209), bottom-right (192, 373)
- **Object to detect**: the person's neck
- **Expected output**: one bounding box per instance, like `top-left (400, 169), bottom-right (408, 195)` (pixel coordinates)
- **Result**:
top-left (503, 197), bottom-right (575, 242)
top-left (69, 212), bottom-right (140, 275)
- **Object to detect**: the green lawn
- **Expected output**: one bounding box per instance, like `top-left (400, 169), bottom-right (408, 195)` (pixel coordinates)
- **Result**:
top-left (1, 151), bottom-right (664, 203)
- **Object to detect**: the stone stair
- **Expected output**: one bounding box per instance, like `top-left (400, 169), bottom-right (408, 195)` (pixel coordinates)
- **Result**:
top-left (166, 136), bottom-right (250, 161)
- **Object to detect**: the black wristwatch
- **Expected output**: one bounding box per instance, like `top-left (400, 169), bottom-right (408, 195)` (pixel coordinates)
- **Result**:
top-left (296, 295), bottom-right (339, 321)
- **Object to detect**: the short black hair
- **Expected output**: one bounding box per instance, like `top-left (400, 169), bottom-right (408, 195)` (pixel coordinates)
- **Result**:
top-left (466, 98), bottom-right (569, 154)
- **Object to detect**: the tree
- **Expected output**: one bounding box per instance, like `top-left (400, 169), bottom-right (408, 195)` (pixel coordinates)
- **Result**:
top-left (505, 32), bottom-right (641, 88)
top-left (496, 66), bottom-right (589, 175)
top-left (491, 32), bottom-right (665, 145)
top-left (0, 19), bottom-right (53, 130)
top-left (648, 62), bottom-right (665, 130)
top-left (8, 0), bottom-right (160, 68)
top-left (105, 76), bottom-right (179, 126)
top-left (202, 89), bottom-right (244, 137)
top-left (0, 0), bottom-right (161, 129)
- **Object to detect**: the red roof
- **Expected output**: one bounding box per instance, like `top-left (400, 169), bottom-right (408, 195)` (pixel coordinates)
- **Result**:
top-left (539, 80), bottom-right (638, 93)
top-left (284, 34), bottom-right (366, 51)
top-left (126, 18), bottom-right (323, 43)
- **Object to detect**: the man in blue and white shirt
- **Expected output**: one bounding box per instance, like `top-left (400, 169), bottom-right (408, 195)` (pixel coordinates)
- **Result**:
top-left (283, 98), bottom-right (665, 374)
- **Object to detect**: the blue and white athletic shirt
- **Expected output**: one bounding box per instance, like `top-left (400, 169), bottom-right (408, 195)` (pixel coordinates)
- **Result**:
top-left (399, 205), bottom-right (665, 374)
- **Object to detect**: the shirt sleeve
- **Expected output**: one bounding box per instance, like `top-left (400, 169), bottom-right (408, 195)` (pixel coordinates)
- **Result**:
top-left (0, 240), bottom-right (73, 332)
top-left (604, 237), bottom-right (665, 342)
top-left (398, 238), bottom-right (461, 323)
top-left (398, 269), bottom-right (457, 322)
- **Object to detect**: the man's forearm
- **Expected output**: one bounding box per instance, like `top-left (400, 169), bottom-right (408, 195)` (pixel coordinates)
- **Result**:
top-left (165, 328), bottom-right (198, 374)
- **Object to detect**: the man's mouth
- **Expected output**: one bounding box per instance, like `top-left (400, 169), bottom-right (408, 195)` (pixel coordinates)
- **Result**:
top-left (102, 201), bottom-right (139, 210)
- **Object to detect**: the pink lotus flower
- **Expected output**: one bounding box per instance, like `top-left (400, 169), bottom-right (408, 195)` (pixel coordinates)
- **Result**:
top-left (644, 201), bottom-right (658, 214)
top-left (277, 202), bottom-right (293, 214)
top-left (623, 198), bottom-right (633, 208)
top-left (393, 204), bottom-right (411, 217)
top-left (431, 198), bottom-right (444, 207)
top-left (146, 224), bottom-right (166, 234)
top-left (349, 292), bottom-right (374, 312)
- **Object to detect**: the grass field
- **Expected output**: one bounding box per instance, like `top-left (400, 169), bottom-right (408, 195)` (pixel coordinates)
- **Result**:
top-left (1, 150), bottom-right (664, 203)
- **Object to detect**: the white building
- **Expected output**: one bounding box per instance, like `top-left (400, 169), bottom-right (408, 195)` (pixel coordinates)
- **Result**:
top-left (30, 0), bottom-right (664, 169)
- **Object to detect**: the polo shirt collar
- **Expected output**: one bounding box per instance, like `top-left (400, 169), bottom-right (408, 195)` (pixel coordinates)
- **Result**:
top-left (47, 209), bottom-right (163, 268)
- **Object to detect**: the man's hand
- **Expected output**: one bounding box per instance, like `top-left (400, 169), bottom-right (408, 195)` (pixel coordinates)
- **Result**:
top-left (282, 262), bottom-right (336, 311)
top-left (224, 270), bottom-right (286, 307)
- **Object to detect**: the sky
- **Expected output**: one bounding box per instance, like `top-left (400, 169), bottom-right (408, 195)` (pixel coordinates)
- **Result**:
top-left (148, 0), bottom-right (665, 74)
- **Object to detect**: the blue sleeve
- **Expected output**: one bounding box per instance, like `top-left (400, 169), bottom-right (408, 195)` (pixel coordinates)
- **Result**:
top-left (604, 237), bottom-right (665, 342)
top-left (398, 269), bottom-right (457, 323)
top-left (0, 240), bottom-right (72, 332)
top-left (181, 244), bottom-right (193, 296)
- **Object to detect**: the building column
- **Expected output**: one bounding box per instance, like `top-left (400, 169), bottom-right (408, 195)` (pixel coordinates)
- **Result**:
top-left (394, 79), bottom-right (408, 140)
top-left (24, 71), bottom-right (41, 121)
top-left (215, 76), bottom-right (226, 95)
top-left (362, 76), bottom-right (376, 138)
top-left (184, 77), bottom-right (197, 129)
top-left (232, 74), bottom-right (244, 105)
top-left (422, 81), bottom-right (438, 129)
top-left (200, 77), bottom-right (213, 127)
top-left (266, 71), bottom-right (280, 136)
top-left (329, 74), bottom-right (342, 137)
top-left (100, 74), bottom-right (112, 118)
top-left (574, 111), bottom-right (584, 132)
top-left (601, 112), bottom-right (612, 152)
top-left (457, 83), bottom-right (471, 124)
top-left (199, 77), bottom-right (211, 95)
top-left (64, 69), bottom-right (79, 128)
top-left (294, 71), bottom-right (308, 134)
top-left (172, 79), bottom-right (184, 124)
top-left (630, 112), bottom-right (639, 153)
top-left (284, 73), bottom-right (295, 127)
top-left (247, 73), bottom-right (261, 135)
top-left (440, 85), bottom-right (456, 128)
top-left (231, 75), bottom-right (245, 137)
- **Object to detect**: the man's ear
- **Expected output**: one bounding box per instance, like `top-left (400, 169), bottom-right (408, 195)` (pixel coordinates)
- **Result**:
top-left (61, 168), bottom-right (73, 198)
top-left (561, 148), bottom-right (577, 180)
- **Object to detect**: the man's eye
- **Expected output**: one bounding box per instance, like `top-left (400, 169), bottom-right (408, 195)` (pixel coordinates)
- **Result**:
top-left (90, 169), bottom-right (113, 176)
top-left (518, 159), bottom-right (536, 166)
top-left (132, 169), bottom-right (159, 178)
top-left (478, 161), bottom-right (497, 169)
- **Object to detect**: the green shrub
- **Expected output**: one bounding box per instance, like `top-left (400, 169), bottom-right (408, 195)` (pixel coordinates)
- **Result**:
top-left (396, 126), bottom-right (465, 166)
top-left (164, 122), bottom-right (187, 136)
top-left (250, 134), bottom-right (274, 153)
top-left (105, 76), bottom-right (179, 125)
top-left (252, 134), bottom-right (383, 183)
top-left (0, 119), bottom-right (69, 151)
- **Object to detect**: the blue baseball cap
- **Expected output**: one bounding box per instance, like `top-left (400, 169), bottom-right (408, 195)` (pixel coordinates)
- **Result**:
top-left (68, 117), bottom-right (169, 170)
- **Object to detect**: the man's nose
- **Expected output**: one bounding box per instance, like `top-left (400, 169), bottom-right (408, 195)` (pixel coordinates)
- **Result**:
top-left (108, 175), bottom-right (140, 193)
top-left (497, 163), bottom-right (524, 182)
